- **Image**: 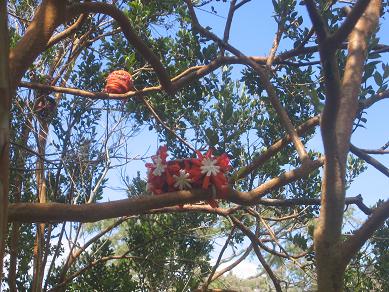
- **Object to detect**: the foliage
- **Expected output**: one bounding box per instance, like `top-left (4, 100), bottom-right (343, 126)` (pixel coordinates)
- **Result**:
top-left (2, 0), bottom-right (389, 291)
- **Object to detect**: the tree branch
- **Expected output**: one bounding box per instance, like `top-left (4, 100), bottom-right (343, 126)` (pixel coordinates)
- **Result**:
top-left (360, 89), bottom-right (389, 109)
top-left (231, 115), bottom-right (320, 183)
top-left (185, 0), bottom-right (310, 163)
top-left (229, 215), bottom-right (282, 292)
top-left (141, 97), bottom-right (196, 152)
top-left (313, 0), bottom-right (382, 290)
top-left (9, 157), bottom-right (324, 223)
top-left (46, 13), bottom-right (88, 49)
top-left (211, 244), bottom-right (253, 281)
top-left (9, 0), bottom-right (66, 94)
top-left (350, 144), bottom-right (389, 177)
top-left (203, 226), bottom-right (236, 289)
top-left (342, 199), bottom-right (389, 265)
top-left (0, 0), bottom-right (10, 284)
top-left (329, 0), bottom-right (372, 49)
top-left (66, 2), bottom-right (174, 94)
top-left (304, 0), bottom-right (329, 43)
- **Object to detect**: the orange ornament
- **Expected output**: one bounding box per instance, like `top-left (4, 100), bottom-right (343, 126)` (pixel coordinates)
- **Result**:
top-left (104, 70), bottom-right (135, 94)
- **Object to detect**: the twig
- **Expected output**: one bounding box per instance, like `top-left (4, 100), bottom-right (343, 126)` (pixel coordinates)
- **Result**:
top-left (229, 215), bottom-right (282, 292)
top-left (142, 98), bottom-right (196, 152)
top-left (203, 226), bottom-right (237, 289)
top-left (211, 244), bottom-right (253, 281)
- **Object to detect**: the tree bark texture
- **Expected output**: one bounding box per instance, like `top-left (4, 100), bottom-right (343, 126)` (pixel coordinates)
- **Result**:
top-left (314, 1), bottom-right (382, 291)
top-left (0, 1), bottom-right (10, 286)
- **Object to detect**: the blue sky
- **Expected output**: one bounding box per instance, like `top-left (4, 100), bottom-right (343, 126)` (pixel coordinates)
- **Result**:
top-left (192, 1), bottom-right (389, 209)
top-left (47, 0), bottom-right (388, 281)
top-left (106, 1), bottom-right (389, 211)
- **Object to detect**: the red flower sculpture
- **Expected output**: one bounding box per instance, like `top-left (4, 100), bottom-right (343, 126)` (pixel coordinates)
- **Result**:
top-left (104, 70), bottom-right (135, 94)
top-left (145, 146), bottom-right (230, 208)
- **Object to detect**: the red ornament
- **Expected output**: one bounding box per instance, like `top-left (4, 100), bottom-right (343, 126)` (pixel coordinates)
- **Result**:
top-left (104, 70), bottom-right (135, 94)
top-left (145, 146), bottom-right (230, 207)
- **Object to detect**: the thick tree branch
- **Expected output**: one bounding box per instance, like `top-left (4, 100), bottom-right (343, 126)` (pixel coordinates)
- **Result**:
top-left (8, 157), bottom-right (325, 223)
top-left (329, 0), bottom-right (372, 49)
top-left (67, 2), bottom-right (174, 94)
top-left (9, 0), bottom-right (66, 94)
top-left (342, 199), bottom-right (389, 265)
top-left (313, 0), bottom-right (382, 290)
top-left (0, 1), bottom-right (10, 285)
top-left (149, 195), bottom-right (371, 216)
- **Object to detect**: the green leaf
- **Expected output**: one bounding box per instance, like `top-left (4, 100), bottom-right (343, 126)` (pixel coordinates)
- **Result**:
top-left (374, 71), bottom-right (383, 86)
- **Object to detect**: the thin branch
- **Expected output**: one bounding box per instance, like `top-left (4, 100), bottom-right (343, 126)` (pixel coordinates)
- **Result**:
top-left (360, 89), bottom-right (389, 109)
top-left (267, 4), bottom-right (288, 67)
top-left (220, 0), bottom-right (237, 55)
top-left (211, 244), bottom-right (253, 281)
top-left (48, 252), bottom-right (137, 291)
top-left (234, 0), bottom-right (251, 11)
top-left (350, 144), bottom-right (389, 177)
top-left (293, 27), bottom-right (315, 53)
top-left (231, 115), bottom-right (320, 183)
top-left (203, 226), bottom-right (237, 289)
top-left (46, 13), bottom-right (88, 49)
top-left (142, 98), bottom-right (196, 152)
top-left (229, 215), bottom-right (282, 292)
top-left (355, 148), bottom-right (389, 155)
top-left (19, 80), bottom-right (157, 100)
top-left (10, 141), bottom-right (57, 164)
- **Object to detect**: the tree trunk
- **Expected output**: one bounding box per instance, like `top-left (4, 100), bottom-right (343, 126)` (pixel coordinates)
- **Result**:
top-left (0, 1), bottom-right (10, 286)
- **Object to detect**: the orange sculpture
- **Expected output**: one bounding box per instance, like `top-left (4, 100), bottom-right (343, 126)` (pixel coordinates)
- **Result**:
top-left (104, 70), bottom-right (135, 94)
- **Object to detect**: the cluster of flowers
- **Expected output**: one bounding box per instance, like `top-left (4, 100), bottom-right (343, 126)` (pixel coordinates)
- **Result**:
top-left (145, 146), bottom-right (230, 207)
top-left (104, 70), bottom-right (135, 94)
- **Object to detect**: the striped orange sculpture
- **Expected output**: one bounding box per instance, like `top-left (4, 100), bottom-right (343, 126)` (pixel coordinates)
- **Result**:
top-left (104, 70), bottom-right (135, 94)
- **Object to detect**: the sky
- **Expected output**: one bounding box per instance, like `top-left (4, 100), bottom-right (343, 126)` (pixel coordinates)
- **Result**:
top-left (106, 0), bottom-right (389, 206)
top-left (99, 0), bottom-right (389, 279)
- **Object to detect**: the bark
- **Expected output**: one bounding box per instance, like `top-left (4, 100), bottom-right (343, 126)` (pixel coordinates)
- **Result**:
top-left (0, 1), bottom-right (10, 286)
top-left (314, 1), bottom-right (381, 291)
top-left (9, 0), bottom-right (66, 94)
